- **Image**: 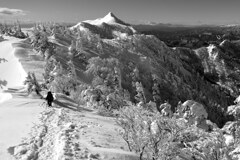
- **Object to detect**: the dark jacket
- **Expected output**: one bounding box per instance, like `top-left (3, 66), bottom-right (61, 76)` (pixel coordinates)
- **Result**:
top-left (46, 91), bottom-right (54, 102)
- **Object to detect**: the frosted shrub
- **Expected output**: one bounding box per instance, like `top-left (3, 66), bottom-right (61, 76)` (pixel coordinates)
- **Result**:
top-left (70, 84), bottom-right (88, 106)
top-left (51, 75), bottom-right (77, 95)
top-left (24, 72), bottom-right (41, 95)
top-left (117, 105), bottom-right (187, 159)
top-left (117, 105), bottom-right (229, 160)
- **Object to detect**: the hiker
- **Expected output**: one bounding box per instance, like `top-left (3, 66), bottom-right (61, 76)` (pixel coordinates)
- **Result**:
top-left (45, 91), bottom-right (54, 107)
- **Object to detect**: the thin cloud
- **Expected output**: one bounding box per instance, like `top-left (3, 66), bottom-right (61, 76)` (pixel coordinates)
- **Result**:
top-left (0, 7), bottom-right (27, 16)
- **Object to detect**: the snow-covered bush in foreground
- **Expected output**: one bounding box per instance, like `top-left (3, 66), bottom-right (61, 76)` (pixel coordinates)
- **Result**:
top-left (117, 105), bottom-right (231, 160)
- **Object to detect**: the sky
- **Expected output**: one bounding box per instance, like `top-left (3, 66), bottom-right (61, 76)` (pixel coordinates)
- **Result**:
top-left (0, 0), bottom-right (240, 25)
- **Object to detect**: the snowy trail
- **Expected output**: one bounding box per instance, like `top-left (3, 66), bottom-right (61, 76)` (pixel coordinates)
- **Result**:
top-left (0, 96), bottom-right (44, 159)
top-left (0, 38), bottom-right (44, 159)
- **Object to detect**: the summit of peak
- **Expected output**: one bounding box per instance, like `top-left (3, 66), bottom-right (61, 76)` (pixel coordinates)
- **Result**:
top-left (71, 11), bottom-right (137, 37)
top-left (104, 12), bottom-right (117, 19)
top-left (101, 12), bottom-right (126, 25)
top-left (78, 12), bottom-right (130, 26)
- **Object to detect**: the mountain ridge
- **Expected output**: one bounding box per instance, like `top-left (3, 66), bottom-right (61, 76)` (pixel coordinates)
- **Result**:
top-left (29, 13), bottom-right (239, 127)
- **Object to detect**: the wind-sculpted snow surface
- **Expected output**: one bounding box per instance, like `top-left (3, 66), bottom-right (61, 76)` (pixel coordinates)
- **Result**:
top-left (12, 98), bottom-right (138, 160)
top-left (0, 39), bottom-right (27, 89)
top-left (0, 87), bottom-right (44, 159)
top-left (0, 38), bottom-right (28, 106)
top-left (12, 107), bottom-right (78, 160)
top-left (0, 92), bottom-right (12, 103)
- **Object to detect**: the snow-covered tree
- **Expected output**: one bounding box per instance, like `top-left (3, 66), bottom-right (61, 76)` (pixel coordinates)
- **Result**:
top-left (134, 81), bottom-right (146, 103)
top-left (24, 72), bottom-right (41, 95)
top-left (117, 104), bottom-right (230, 160)
top-left (151, 74), bottom-right (161, 104)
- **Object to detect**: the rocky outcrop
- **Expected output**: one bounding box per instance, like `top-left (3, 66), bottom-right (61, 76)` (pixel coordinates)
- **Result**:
top-left (195, 41), bottom-right (240, 97)
top-left (157, 100), bottom-right (215, 131)
top-left (179, 100), bottom-right (210, 131)
top-left (227, 105), bottom-right (240, 119)
top-left (182, 100), bottom-right (208, 119)
top-left (221, 121), bottom-right (240, 159)
top-left (159, 102), bottom-right (173, 117)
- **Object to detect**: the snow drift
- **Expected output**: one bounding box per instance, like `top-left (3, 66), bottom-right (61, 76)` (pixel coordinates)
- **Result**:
top-left (0, 40), bottom-right (27, 89)
top-left (0, 38), bottom-right (27, 104)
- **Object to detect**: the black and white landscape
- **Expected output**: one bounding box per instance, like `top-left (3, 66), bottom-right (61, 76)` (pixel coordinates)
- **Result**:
top-left (1, 0), bottom-right (240, 160)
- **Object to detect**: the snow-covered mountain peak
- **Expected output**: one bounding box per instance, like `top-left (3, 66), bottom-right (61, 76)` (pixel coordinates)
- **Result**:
top-left (83, 12), bottom-right (128, 26)
top-left (102, 12), bottom-right (118, 23)
top-left (71, 12), bottom-right (136, 39)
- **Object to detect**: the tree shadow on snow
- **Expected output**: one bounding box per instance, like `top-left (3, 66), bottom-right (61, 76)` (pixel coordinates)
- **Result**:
top-left (53, 99), bottom-right (92, 112)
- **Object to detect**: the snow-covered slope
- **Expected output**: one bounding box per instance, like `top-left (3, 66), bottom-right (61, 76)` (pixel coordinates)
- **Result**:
top-left (71, 12), bottom-right (137, 39)
top-left (42, 12), bottom-right (237, 128)
top-left (194, 40), bottom-right (240, 97)
top-left (0, 38), bottom-right (27, 90)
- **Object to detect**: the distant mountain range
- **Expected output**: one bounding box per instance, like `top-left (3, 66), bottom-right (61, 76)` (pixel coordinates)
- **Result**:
top-left (133, 23), bottom-right (221, 32)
